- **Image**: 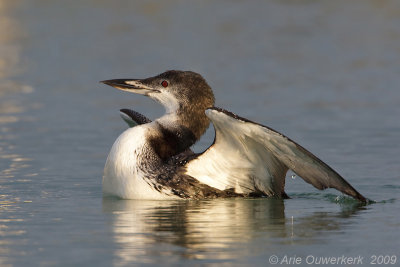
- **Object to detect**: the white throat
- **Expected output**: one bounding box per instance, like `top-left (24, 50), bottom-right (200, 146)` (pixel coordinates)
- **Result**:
top-left (156, 112), bottom-right (180, 129)
top-left (150, 91), bottom-right (180, 114)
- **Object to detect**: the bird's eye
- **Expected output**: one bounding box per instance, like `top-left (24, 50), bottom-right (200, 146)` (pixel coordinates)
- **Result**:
top-left (161, 80), bottom-right (168, 88)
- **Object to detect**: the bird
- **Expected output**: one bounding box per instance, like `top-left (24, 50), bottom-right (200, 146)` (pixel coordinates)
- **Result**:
top-left (101, 70), bottom-right (367, 202)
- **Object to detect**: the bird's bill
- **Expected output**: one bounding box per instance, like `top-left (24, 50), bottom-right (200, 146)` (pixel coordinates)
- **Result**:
top-left (101, 79), bottom-right (160, 95)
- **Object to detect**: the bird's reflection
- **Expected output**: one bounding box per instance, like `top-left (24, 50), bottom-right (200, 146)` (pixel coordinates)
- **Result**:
top-left (102, 197), bottom-right (363, 265)
top-left (103, 198), bottom-right (286, 263)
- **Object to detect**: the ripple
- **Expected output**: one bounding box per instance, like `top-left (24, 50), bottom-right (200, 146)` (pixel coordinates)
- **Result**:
top-left (289, 192), bottom-right (376, 206)
top-left (0, 116), bottom-right (18, 124)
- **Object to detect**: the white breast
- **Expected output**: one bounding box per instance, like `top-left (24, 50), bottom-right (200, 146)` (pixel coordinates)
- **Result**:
top-left (103, 125), bottom-right (177, 200)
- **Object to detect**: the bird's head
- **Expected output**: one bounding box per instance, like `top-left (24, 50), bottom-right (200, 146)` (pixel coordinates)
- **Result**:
top-left (102, 70), bottom-right (215, 140)
top-left (101, 70), bottom-right (215, 115)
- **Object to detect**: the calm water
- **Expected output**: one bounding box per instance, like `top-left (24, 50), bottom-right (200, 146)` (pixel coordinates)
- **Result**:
top-left (1, 1), bottom-right (399, 266)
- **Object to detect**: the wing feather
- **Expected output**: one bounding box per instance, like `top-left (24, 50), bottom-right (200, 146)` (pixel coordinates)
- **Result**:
top-left (119, 109), bottom-right (152, 127)
top-left (185, 107), bottom-right (366, 202)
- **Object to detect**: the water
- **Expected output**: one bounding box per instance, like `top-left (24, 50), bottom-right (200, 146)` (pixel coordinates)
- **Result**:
top-left (1, 0), bottom-right (399, 266)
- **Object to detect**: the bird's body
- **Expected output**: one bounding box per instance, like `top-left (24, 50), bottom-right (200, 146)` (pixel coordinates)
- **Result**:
top-left (101, 70), bottom-right (367, 202)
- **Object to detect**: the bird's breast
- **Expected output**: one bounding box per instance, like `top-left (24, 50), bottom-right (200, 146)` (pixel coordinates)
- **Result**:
top-left (102, 125), bottom-right (175, 200)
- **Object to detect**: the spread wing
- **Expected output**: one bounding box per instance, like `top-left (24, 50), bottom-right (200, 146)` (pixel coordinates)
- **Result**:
top-left (184, 107), bottom-right (367, 202)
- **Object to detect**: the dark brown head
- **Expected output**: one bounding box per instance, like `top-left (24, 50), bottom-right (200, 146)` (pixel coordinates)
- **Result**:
top-left (101, 70), bottom-right (215, 140)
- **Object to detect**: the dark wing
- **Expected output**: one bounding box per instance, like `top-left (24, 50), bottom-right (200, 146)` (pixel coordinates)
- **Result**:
top-left (120, 108), bottom-right (152, 127)
top-left (184, 107), bottom-right (367, 202)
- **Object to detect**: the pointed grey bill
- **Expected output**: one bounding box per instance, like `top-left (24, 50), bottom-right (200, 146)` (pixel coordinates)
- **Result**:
top-left (101, 79), bottom-right (160, 94)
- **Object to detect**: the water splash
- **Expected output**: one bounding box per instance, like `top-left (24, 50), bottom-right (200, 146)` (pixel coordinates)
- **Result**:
top-left (290, 192), bottom-right (377, 206)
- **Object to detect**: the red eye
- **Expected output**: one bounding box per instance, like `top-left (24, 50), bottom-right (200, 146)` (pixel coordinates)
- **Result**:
top-left (161, 80), bottom-right (168, 87)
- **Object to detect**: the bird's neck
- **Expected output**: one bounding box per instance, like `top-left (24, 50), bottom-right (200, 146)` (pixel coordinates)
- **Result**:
top-left (151, 107), bottom-right (210, 161)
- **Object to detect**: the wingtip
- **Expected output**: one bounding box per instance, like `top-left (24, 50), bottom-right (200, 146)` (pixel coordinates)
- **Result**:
top-left (346, 187), bottom-right (370, 204)
top-left (356, 193), bottom-right (371, 204)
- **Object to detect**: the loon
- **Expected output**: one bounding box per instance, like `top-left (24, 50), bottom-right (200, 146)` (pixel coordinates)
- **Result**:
top-left (101, 70), bottom-right (367, 202)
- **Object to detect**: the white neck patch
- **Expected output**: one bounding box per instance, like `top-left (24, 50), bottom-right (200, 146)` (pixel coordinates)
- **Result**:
top-left (151, 91), bottom-right (180, 114)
